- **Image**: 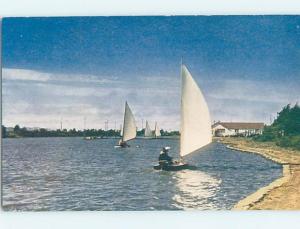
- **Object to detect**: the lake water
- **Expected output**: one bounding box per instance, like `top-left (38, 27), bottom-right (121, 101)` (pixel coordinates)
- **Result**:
top-left (2, 137), bottom-right (282, 211)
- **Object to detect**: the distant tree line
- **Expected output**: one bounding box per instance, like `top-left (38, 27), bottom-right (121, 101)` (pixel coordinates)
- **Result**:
top-left (1, 125), bottom-right (121, 138)
top-left (1, 125), bottom-right (179, 138)
top-left (254, 104), bottom-right (300, 150)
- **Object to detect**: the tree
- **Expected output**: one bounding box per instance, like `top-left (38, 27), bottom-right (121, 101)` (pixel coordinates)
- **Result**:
top-left (272, 104), bottom-right (300, 136)
top-left (2, 125), bottom-right (7, 138)
top-left (14, 125), bottom-right (20, 132)
top-left (255, 103), bottom-right (300, 150)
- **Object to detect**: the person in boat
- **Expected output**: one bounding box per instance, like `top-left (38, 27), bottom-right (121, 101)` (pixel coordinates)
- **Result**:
top-left (158, 146), bottom-right (173, 165)
top-left (118, 139), bottom-right (130, 148)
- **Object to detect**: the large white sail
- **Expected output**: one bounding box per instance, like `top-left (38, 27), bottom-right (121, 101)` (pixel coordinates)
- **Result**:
top-left (154, 122), bottom-right (161, 137)
top-left (180, 65), bottom-right (212, 157)
top-left (144, 120), bottom-right (153, 137)
top-left (122, 102), bottom-right (137, 142)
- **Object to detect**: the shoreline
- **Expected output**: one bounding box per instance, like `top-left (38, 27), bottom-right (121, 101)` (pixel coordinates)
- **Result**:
top-left (2, 136), bottom-right (180, 139)
top-left (221, 137), bottom-right (300, 210)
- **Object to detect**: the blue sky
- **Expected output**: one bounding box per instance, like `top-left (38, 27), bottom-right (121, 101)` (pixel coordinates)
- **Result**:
top-left (2, 16), bottom-right (300, 130)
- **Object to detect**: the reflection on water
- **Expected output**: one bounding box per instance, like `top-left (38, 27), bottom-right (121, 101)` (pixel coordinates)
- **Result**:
top-left (172, 170), bottom-right (221, 210)
top-left (2, 138), bottom-right (282, 211)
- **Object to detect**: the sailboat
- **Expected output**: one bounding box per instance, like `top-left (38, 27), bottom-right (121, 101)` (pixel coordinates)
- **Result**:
top-left (115, 101), bottom-right (137, 148)
top-left (154, 122), bottom-right (161, 138)
top-left (120, 124), bottom-right (123, 137)
top-left (154, 64), bottom-right (212, 170)
top-left (144, 120), bottom-right (153, 138)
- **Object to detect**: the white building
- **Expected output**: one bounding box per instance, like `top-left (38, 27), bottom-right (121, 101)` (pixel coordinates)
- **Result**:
top-left (212, 122), bottom-right (264, 137)
top-left (26, 127), bottom-right (41, 131)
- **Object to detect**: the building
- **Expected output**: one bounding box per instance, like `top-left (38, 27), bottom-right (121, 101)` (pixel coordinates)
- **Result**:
top-left (26, 127), bottom-right (41, 131)
top-left (6, 127), bottom-right (14, 133)
top-left (212, 122), bottom-right (264, 137)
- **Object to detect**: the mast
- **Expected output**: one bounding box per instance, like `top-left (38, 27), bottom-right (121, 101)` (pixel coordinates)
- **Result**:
top-left (121, 102), bottom-right (127, 142)
top-left (179, 62), bottom-right (183, 158)
top-left (120, 124), bottom-right (123, 136)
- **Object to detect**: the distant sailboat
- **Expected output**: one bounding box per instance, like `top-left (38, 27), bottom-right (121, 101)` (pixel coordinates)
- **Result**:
top-left (154, 122), bottom-right (161, 138)
top-left (144, 120), bottom-right (153, 138)
top-left (115, 102), bottom-right (137, 148)
top-left (120, 124), bottom-right (123, 137)
top-left (154, 64), bottom-right (212, 170)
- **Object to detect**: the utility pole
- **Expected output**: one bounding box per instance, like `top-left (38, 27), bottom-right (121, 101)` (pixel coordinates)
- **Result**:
top-left (83, 116), bottom-right (86, 130)
top-left (104, 120), bottom-right (109, 131)
top-left (83, 117), bottom-right (86, 137)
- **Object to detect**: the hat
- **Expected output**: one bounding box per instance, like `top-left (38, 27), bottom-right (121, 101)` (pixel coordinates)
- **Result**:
top-left (163, 146), bottom-right (171, 150)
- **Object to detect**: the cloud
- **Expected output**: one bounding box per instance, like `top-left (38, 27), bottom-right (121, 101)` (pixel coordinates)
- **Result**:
top-left (2, 68), bottom-right (299, 130)
top-left (2, 68), bottom-right (119, 87)
top-left (2, 68), bottom-right (181, 129)
top-left (204, 78), bottom-right (299, 123)
top-left (205, 79), bottom-right (299, 104)
top-left (2, 68), bottom-right (51, 82)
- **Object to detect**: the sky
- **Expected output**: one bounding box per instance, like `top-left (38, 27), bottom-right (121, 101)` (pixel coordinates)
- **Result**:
top-left (2, 16), bottom-right (300, 130)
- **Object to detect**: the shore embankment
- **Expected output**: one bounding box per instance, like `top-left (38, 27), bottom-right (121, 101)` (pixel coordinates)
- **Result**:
top-left (220, 137), bottom-right (300, 210)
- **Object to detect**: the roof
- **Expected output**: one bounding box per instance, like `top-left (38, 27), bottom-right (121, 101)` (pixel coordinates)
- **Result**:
top-left (212, 122), bottom-right (264, 130)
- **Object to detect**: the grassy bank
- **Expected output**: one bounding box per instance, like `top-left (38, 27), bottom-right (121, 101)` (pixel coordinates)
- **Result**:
top-left (221, 137), bottom-right (300, 210)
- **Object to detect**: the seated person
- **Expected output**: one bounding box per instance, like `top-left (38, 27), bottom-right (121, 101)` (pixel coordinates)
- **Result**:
top-left (158, 146), bottom-right (173, 165)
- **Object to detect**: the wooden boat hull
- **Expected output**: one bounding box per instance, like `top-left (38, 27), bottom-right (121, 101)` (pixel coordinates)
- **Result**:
top-left (153, 162), bottom-right (196, 171)
top-left (114, 145), bottom-right (130, 148)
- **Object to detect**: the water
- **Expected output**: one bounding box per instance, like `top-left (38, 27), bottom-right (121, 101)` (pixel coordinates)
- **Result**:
top-left (2, 137), bottom-right (282, 211)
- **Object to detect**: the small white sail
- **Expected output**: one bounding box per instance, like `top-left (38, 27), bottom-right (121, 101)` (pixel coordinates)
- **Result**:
top-left (120, 124), bottom-right (123, 137)
top-left (122, 102), bottom-right (137, 142)
top-left (154, 122), bottom-right (161, 137)
top-left (180, 65), bottom-right (212, 157)
top-left (144, 120), bottom-right (153, 137)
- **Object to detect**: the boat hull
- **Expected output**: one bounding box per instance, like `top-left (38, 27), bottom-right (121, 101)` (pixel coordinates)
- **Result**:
top-left (153, 162), bottom-right (196, 171)
top-left (114, 145), bottom-right (130, 148)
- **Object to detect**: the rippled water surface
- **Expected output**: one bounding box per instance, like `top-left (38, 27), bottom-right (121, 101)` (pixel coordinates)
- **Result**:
top-left (2, 137), bottom-right (282, 210)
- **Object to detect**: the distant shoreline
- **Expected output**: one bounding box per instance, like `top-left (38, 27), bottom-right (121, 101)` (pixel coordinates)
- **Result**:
top-left (1, 125), bottom-right (179, 139)
top-left (221, 137), bottom-right (300, 210)
top-left (2, 136), bottom-right (180, 139)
